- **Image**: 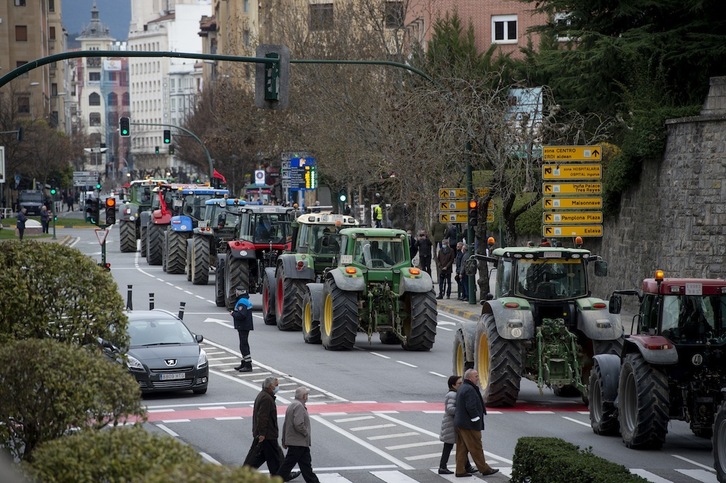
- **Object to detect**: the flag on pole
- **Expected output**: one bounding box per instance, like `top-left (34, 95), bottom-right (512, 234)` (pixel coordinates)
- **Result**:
top-left (212, 169), bottom-right (227, 184)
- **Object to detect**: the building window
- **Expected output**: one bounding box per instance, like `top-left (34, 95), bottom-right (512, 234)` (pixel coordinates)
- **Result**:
top-left (108, 92), bottom-right (118, 106)
top-left (492, 15), bottom-right (518, 44)
top-left (48, 0), bottom-right (54, 12)
top-left (14, 0), bottom-right (26, 6)
top-left (309, 3), bottom-right (333, 31)
top-left (122, 92), bottom-right (130, 106)
top-left (51, 83), bottom-right (58, 96)
top-left (384, 1), bottom-right (404, 28)
top-left (49, 26), bottom-right (56, 40)
top-left (243, 30), bottom-right (250, 48)
top-left (89, 72), bottom-right (101, 82)
top-left (89, 93), bottom-right (101, 106)
top-left (243, 0), bottom-right (249, 13)
top-left (89, 112), bottom-right (101, 126)
top-left (15, 25), bottom-right (28, 41)
top-left (17, 96), bottom-right (30, 113)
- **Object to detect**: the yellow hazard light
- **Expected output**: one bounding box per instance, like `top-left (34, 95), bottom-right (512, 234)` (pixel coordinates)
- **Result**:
top-left (655, 269), bottom-right (664, 281)
top-left (408, 267), bottom-right (421, 276)
top-left (487, 237), bottom-right (495, 245)
top-left (345, 267), bottom-right (357, 275)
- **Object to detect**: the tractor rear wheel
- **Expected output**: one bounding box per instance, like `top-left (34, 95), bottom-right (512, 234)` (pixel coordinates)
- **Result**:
top-left (276, 268), bottom-right (305, 331)
top-left (452, 329), bottom-right (469, 377)
top-left (589, 358), bottom-right (619, 436)
top-left (262, 272), bottom-right (276, 325)
top-left (225, 258), bottom-right (250, 310)
top-left (401, 291), bottom-right (437, 351)
top-left (146, 224), bottom-right (164, 265)
top-left (214, 254), bottom-right (226, 307)
top-left (191, 235), bottom-right (210, 285)
top-left (713, 404), bottom-right (726, 482)
top-left (166, 231), bottom-right (188, 274)
top-left (185, 239), bottom-right (192, 281)
top-left (302, 287), bottom-right (322, 344)
top-left (321, 278), bottom-right (358, 351)
top-left (619, 353), bottom-right (669, 449)
top-left (475, 314), bottom-right (523, 407)
top-left (139, 224), bottom-right (147, 257)
top-left (119, 221), bottom-right (136, 252)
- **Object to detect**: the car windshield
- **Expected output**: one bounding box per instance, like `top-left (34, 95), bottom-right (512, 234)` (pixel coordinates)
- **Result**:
top-left (514, 259), bottom-right (587, 299)
top-left (661, 294), bottom-right (726, 341)
top-left (128, 318), bottom-right (196, 346)
top-left (353, 237), bottom-right (405, 268)
top-left (310, 226), bottom-right (341, 254)
top-left (253, 213), bottom-right (288, 243)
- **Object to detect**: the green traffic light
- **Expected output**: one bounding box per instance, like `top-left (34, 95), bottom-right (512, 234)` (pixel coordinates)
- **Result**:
top-left (50, 188), bottom-right (57, 195)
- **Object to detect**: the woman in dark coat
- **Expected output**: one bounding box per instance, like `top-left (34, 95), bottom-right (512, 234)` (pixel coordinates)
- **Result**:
top-left (438, 375), bottom-right (475, 475)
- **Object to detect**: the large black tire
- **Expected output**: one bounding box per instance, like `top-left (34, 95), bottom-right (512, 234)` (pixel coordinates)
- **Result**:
top-left (589, 359), bottom-right (620, 436)
top-left (713, 404), bottom-right (726, 483)
top-left (302, 288), bottom-right (321, 344)
top-left (618, 353), bottom-right (669, 449)
top-left (224, 257), bottom-right (250, 310)
top-left (593, 338), bottom-right (625, 357)
top-left (475, 314), bottom-right (524, 407)
top-left (191, 235), bottom-right (210, 285)
top-left (139, 224), bottom-right (147, 257)
top-left (401, 291), bottom-right (437, 351)
top-left (166, 230), bottom-right (189, 274)
top-left (146, 224), bottom-right (164, 265)
top-left (185, 239), bottom-right (192, 282)
top-left (275, 268), bottom-right (306, 331)
top-left (119, 220), bottom-right (136, 253)
top-left (262, 272), bottom-right (276, 326)
top-left (321, 278), bottom-right (358, 351)
top-left (215, 254), bottom-right (226, 307)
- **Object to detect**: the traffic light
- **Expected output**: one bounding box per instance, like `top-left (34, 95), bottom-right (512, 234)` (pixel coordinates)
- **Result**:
top-left (86, 199), bottom-right (100, 225)
top-left (155, 146), bottom-right (160, 154)
top-left (95, 180), bottom-right (102, 190)
top-left (169, 145), bottom-right (175, 155)
top-left (105, 197), bottom-right (116, 225)
top-left (338, 190), bottom-right (347, 203)
top-left (163, 129), bottom-right (171, 144)
top-left (16, 127), bottom-right (23, 142)
top-left (255, 44), bottom-right (290, 110)
top-left (468, 199), bottom-right (478, 227)
top-left (119, 117), bottom-right (130, 137)
top-left (50, 187), bottom-right (57, 196)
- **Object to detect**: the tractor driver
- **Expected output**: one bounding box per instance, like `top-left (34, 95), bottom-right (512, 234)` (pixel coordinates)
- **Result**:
top-left (367, 240), bottom-right (394, 266)
top-left (255, 215), bottom-right (272, 241)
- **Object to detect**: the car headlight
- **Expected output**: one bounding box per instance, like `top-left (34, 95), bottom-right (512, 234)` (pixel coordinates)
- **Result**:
top-left (126, 355), bottom-right (144, 371)
top-left (197, 349), bottom-right (208, 368)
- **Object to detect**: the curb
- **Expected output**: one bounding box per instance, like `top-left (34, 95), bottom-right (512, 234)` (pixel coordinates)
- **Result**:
top-left (436, 301), bottom-right (480, 322)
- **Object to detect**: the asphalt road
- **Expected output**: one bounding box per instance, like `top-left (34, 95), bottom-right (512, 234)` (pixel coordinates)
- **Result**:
top-left (58, 225), bottom-right (719, 483)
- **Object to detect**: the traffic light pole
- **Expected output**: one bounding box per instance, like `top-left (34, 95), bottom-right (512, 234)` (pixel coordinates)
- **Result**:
top-left (466, 151), bottom-right (476, 305)
top-left (130, 122), bottom-right (214, 183)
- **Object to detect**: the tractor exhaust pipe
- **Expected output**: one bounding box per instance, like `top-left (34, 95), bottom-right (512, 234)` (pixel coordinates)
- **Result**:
top-left (149, 293), bottom-right (155, 310)
top-left (126, 285), bottom-right (133, 310)
top-left (178, 301), bottom-right (186, 320)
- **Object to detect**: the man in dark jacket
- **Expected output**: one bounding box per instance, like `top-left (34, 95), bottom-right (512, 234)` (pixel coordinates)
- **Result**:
top-left (231, 288), bottom-right (254, 372)
top-left (416, 231), bottom-right (433, 276)
top-left (436, 239), bottom-right (456, 299)
top-left (243, 376), bottom-right (284, 473)
top-left (277, 387), bottom-right (315, 482)
top-left (454, 369), bottom-right (499, 477)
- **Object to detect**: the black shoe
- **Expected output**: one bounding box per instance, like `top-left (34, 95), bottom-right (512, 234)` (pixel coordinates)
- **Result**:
top-left (480, 468), bottom-right (499, 476)
top-left (436, 295), bottom-right (443, 299)
top-left (285, 471), bottom-right (301, 481)
top-left (438, 468), bottom-right (453, 475)
top-left (238, 361), bottom-right (252, 372)
top-left (455, 473), bottom-right (472, 478)
top-left (233, 362), bottom-right (244, 370)
top-left (465, 466), bottom-right (478, 474)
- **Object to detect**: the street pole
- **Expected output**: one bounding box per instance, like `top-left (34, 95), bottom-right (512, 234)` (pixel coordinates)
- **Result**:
top-left (51, 202), bottom-right (56, 240)
top-left (466, 142), bottom-right (476, 305)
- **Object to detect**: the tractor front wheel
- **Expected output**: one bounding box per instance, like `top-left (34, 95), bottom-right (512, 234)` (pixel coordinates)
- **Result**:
top-left (119, 220), bottom-right (137, 252)
top-left (276, 268), bottom-right (305, 331)
top-left (321, 278), bottom-right (358, 351)
top-left (214, 254), bottom-right (226, 307)
top-left (475, 314), bottom-right (523, 407)
top-left (619, 353), bottom-right (669, 449)
top-left (401, 291), bottom-right (437, 351)
top-left (713, 404), bottom-right (726, 482)
top-left (589, 358), bottom-right (619, 436)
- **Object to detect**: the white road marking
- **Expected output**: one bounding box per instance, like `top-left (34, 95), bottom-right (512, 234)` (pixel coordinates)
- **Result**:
top-left (396, 361), bottom-right (417, 368)
top-left (630, 469), bottom-right (671, 483)
top-left (563, 416), bottom-right (590, 427)
top-left (350, 423), bottom-right (396, 432)
top-left (370, 470), bottom-right (420, 482)
top-left (672, 454), bottom-right (718, 472)
top-left (429, 371), bottom-right (448, 378)
top-left (675, 469), bottom-right (718, 482)
top-left (367, 432), bottom-right (419, 441)
top-left (385, 441), bottom-right (440, 450)
top-left (200, 452), bottom-right (221, 464)
top-left (335, 416), bottom-right (375, 423)
top-left (155, 424), bottom-right (178, 437)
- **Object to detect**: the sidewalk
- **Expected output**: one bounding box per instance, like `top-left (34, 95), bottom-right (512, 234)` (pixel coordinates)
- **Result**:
top-left (436, 296), bottom-right (481, 321)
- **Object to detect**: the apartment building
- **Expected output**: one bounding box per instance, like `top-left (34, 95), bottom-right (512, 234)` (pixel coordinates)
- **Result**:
top-left (128, 0), bottom-right (210, 176)
top-left (0, 0), bottom-right (67, 126)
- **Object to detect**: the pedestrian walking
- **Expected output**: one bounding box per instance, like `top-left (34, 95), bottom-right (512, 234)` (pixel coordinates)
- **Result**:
top-left (231, 288), bottom-right (254, 372)
top-left (416, 231), bottom-right (433, 276)
top-left (445, 224), bottom-right (458, 249)
top-left (454, 369), bottom-right (499, 476)
top-left (243, 376), bottom-right (284, 473)
top-left (458, 244), bottom-right (470, 300)
top-left (439, 376), bottom-right (476, 475)
top-left (16, 208), bottom-right (28, 240)
top-left (454, 242), bottom-right (464, 299)
top-left (276, 387), bottom-right (318, 482)
top-left (40, 205), bottom-right (50, 234)
top-left (436, 239), bottom-right (455, 299)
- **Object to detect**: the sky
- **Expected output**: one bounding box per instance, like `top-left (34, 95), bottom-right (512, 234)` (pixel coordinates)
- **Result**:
top-left (63, 0), bottom-right (131, 42)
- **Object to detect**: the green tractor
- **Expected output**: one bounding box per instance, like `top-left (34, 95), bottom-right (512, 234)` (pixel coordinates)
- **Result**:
top-left (303, 227), bottom-right (437, 351)
top-left (453, 245), bottom-right (623, 407)
top-left (118, 179), bottom-right (167, 253)
top-left (264, 212), bottom-right (359, 331)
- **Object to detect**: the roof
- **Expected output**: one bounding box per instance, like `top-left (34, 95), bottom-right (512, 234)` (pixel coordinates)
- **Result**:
top-left (642, 278), bottom-right (726, 295)
top-left (492, 246), bottom-right (593, 260)
top-left (339, 227), bottom-right (408, 238)
top-left (296, 212), bottom-right (358, 226)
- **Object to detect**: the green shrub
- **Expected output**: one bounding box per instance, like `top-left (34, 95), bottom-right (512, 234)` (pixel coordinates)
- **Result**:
top-left (511, 437), bottom-right (648, 483)
top-left (0, 339), bottom-right (145, 461)
top-left (27, 426), bottom-right (276, 483)
top-left (0, 240), bottom-right (128, 349)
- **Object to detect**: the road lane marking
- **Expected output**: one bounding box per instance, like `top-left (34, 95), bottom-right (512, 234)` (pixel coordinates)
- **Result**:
top-left (156, 424), bottom-right (178, 437)
top-left (350, 423), bottom-right (396, 431)
top-left (200, 452), bottom-right (220, 464)
top-left (629, 470), bottom-right (670, 483)
top-left (367, 432), bottom-right (419, 441)
top-left (396, 361), bottom-right (417, 368)
top-left (675, 469), bottom-right (718, 481)
top-left (335, 416), bottom-right (374, 423)
top-left (370, 470), bottom-right (420, 482)
top-left (672, 455), bottom-right (717, 472)
top-left (562, 416), bottom-right (590, 427)
top-left (385, 441), bottom-right (440, 450)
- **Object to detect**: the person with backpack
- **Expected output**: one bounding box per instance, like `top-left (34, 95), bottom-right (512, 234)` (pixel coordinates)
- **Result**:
top-left (231, 288), bottom-right (254, 372)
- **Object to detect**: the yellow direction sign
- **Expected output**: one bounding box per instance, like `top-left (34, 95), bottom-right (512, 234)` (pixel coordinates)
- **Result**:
top-left (543, 212), bottom-right (603, 224)
top-left (543, 225), bottom-right (603, 237)
top-left (542, 164), bottom-right (602, 180)
top-left (487, 213), bottom-right (494, 223)
top-left (439, 188), bottom-right (467, 199)
top-left (543, 182), bottom-right (602, 195)
top-left (440, 213), bottom-right (466, 223)
top-left (543, 197), bottom-right (602, 209)
top-left (476, 187), bottom-right (490, 197)
top-left (439, 200), bottom-right (468, 212)
top-left (543, 145), bottom-right (602, 162)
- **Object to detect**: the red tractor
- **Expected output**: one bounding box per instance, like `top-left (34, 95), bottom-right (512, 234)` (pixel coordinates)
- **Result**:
top-left (590, 271), bottom-right (726, 450)
top-left (215, 205), bottom-right (294, 310)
